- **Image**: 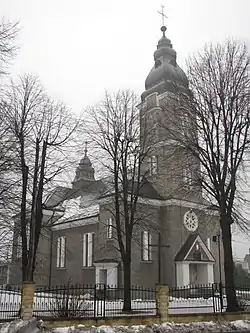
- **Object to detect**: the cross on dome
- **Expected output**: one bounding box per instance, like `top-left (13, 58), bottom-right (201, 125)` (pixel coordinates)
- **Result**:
top-left (157, 4), bottom-right (168, 28)
top-left (84, 140), bottom-right (89, 155)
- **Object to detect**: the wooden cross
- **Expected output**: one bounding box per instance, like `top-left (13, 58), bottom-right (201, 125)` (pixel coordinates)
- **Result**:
top-left (157, 4), bottom-right (168, 26)
top-left (149, 232), bottom-right (170, 284)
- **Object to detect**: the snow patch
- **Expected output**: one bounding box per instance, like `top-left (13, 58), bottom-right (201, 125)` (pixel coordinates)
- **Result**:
top-left (51, 321), bottom-right (250, 333)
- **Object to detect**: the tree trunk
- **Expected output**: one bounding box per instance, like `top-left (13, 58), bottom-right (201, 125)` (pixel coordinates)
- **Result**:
top-left (123, 257), bottom-right (132, 312)
top-left (221, 216), bottom-right (240, 312)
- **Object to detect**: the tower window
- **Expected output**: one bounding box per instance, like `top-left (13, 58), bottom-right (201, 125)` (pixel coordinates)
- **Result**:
top-left (145, 93), bottom-right (159, 109)
top-left (181, 113), bottom-right (190, 135)
top-left (183, 167), bottom-right (192, 186)
top-left (155, 59), bottom-right (162, 68)
top-left (107, 218), bottom-right (113, 239)
top-left (16, 235), bottom-right (22, 259)
top-left (149, 156), bottom-right (158, 175)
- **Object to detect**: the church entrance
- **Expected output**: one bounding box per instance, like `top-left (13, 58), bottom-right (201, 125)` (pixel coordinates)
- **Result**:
top-left (94, 261), bottom-right (119, 286)
top-left (189, 263), bottom-right (198, 285)
top-left (99, 269), bottom-right (107, 285)
top-left (189, 263), bottom-right (211, 285)
top-left (175, 234), bottom-right (215, 287)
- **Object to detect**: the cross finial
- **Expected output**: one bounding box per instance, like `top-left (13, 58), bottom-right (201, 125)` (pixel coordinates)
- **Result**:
top-left (157, 5), bottom-right (168, 27)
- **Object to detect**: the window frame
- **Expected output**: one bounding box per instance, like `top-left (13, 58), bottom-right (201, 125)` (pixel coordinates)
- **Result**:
top-left (56, 236), bottom-right (66, 268)
top-left (141, 231), bottom-right (152, 261)
top-left (183, 167), bottom-right (193, 186)
top-left (83, 233), bottom-right (94, 267)
top-left (149, 155), bottom-right (158, 176)
top-left (107, 217), bottom-right (113, 239)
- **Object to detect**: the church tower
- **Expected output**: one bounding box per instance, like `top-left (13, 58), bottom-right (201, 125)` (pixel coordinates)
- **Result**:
top-left (140, 24), bottom-right (202, 201)
top-left (138, 17), bottom-right (220, 288)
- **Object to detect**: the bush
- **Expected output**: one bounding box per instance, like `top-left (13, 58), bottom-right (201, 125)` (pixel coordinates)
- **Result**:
top-left (52, 289), bottom-right (92, 318)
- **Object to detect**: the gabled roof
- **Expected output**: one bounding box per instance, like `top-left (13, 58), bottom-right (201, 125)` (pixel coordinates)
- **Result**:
top-left (137, 179), bottom-right (164, 200)
top-left (175, 234), bottom-right (215, 262)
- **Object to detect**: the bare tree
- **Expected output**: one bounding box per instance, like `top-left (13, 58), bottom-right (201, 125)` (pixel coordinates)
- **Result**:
top-left (0, 18), bottom-right (19, 75)
top-left (2, 74), bottom-right (80, 282)
top-left (161, 40), bottom-right (250, 311)
top-left (85, 91), bottom-right (155, 311)
top-left (0, 18), bottom-right (19, 259)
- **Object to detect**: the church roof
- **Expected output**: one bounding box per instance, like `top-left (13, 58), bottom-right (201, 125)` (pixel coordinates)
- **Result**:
top-left (137, 179), bottom-right (164, 200)
top-left (94, 259), bottom-right (119, 264)
top-left (44, 186), bottom-right (80, 209)
top-left (175, 234), bottom-right (215, 262)
top-left (98, 178), bottom-right (163, 201)
top-left (65, 204), bottom-right (99, 222)
top-left (53, 204), bottom-right (99, 226)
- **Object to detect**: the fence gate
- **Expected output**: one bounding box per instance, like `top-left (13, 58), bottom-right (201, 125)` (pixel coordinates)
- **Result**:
top-left (94, 284), bottom-right (106, 317)
top-left (212, 283), bottom-right (224, 313)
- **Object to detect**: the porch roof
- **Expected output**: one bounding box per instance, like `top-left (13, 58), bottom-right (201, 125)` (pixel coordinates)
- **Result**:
top-left (175, 233), bottom-right (215, 262)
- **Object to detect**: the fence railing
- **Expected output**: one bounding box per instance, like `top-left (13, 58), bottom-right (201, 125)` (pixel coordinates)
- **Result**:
top-left (33, 284), bottom-right (156, 319)
top-left (0, 285), bottom-right (21, 321)
top-left (2, 282), bottom-right (250, 321)
top-left (234, 286), bottom-right (250, 311)
top-left (169, 283), bottom-right (223, 314)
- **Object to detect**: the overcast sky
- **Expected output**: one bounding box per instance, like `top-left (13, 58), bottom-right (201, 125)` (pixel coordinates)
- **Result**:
top-left (1, 0), bottom-right (250, 259)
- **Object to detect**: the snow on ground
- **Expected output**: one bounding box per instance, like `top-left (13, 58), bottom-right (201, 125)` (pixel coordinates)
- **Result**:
top-left (0, 320), bottom-right (29, 333)
top-left (1, 320), bottom-right (250, 333)
top-left (51, 321), bottom-right (250, 333)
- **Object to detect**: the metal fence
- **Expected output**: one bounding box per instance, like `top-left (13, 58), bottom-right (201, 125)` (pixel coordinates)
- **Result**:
top-left (169, 283), bottom-right (223, 314)
top-left (0, 285), bottom-right (21, 321)
top-left (33, 284), bottom-right (156, 319)
top-left (3, 282), bottom-right (250, 321)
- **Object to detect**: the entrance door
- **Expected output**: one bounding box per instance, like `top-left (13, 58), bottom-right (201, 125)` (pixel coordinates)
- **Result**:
top-left (95, 270), bottom-right (107, 317)
top-left (189, 263), bottom-right (198, 285)
top-left (99, 269), bottom-right (107, 285)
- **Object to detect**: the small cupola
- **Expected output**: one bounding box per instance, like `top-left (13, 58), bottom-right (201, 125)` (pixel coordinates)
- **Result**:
top-left (72, 142), bottom-right (95, 189)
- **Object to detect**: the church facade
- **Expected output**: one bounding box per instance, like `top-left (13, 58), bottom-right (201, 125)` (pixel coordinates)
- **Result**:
top-left (9, 25), bottom-right (223, 288)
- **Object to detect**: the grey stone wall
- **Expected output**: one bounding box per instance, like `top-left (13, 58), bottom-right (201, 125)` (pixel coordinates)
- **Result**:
top-left (50, 223), bottom-right (97, 285)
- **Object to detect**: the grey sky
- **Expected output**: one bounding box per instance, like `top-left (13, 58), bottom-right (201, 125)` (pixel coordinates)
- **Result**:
top-left (1, 0), bottom-right (250, 259)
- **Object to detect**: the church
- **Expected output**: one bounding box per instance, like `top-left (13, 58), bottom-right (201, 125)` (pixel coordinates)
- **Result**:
top-left (9, 23), bottom-right (222, 288)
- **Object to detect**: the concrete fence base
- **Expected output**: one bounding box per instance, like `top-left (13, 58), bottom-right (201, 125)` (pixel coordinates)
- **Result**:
top-left (20, 282), bottom-right (35, 321)
top-left (156, 284), bottom-right (169, 322)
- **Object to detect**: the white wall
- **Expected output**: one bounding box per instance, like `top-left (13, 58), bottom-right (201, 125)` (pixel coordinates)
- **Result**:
top-left (198, 264), bottom-right (208, 284)
top-left (176, 262), bottom-right (189, 286)
top-left (107, 266), bottom-right (118, 286)
top-left (207, 263), bottom-right (214, 284)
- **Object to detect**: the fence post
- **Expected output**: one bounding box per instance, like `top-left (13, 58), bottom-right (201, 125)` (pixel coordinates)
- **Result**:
top-left (20, 282), bottom-right (35, 320)
top-left (156, 284), bottom-right (169, 322)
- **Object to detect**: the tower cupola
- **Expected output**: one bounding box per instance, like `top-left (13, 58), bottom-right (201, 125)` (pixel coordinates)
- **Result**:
top-left (141, 25), bottom-right (188, 101)
top-left (72, 142), bottom-right (95, 189)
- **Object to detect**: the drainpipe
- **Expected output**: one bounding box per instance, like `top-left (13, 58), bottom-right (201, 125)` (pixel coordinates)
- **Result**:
top-left (212, 234), bottom-right (223, 310)
top-left (49, 228), bottom-right (53, 287)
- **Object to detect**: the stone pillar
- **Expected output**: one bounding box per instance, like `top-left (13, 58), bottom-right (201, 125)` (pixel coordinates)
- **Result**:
top-left (156, 284), bottom-right (169, 322)
top-left (20, 282), bottom-right (35, 320)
